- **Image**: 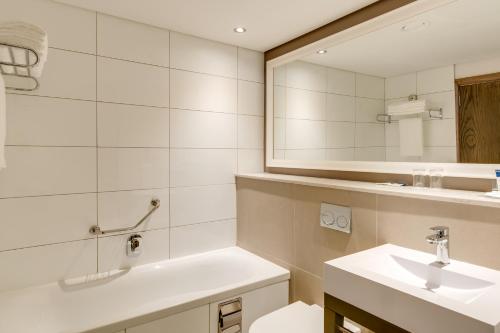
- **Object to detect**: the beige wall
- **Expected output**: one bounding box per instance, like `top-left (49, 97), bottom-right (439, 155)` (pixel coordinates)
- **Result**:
top-left (237, 177), bottom-right (500, 306)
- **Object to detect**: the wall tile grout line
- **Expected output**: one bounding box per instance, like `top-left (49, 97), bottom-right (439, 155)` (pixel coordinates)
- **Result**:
top-left (170, 218), bottom-right (237, 230)
top-left (4, 146), bottom-right (269, 150)
top-left (49, 45), bottom-right (257, 83)
top-left (170, 107), bottom-right (246, 116)
top-left (95, 11), bottom-right (99, 273)
top-left (5, 146), bottom-right (248, 150)
top-left (169, 30), bottom-right (172, 260)
top-left (0, 237), bottom-right (97, 254)
top-left (236, 47), bottom-right (240, 174)
top-left (274, 84), bottom-right (385, 100)
top-left (96, 100), bottom-right (170, 109)
top-left (0, 182), bottom-right (239, 201)
top-left (47, 44), bottom-right (261, 87)
top-left (6, 145), bottom-right (98, 148)
top-left (7, 91), bottom-right (262, 116)
top-left (0, 192), bottom-right (98, 200)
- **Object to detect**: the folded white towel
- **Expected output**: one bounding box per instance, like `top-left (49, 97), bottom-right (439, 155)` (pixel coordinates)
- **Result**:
top-left (0, 21), bottom-right (48, 78)
top-left (388, 99), bottom-right (427, 116)
top-left (399, 117), bottom-right (424, 157)
top-left (0, 74), bottom-right (6, 169)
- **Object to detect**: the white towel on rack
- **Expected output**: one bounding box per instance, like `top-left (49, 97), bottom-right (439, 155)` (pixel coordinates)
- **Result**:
top-left (388, 99), bottom-right (427, 116)
top-left (399, 117), bottom-right (423, 157)
top-left (0, 74), bottom-right (6, 170)
top-left (0, 21), bottom-right (48, 78)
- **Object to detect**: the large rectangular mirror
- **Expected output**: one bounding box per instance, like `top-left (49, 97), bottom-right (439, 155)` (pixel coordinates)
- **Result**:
top-left (267, 0), bottom-right (500, 177)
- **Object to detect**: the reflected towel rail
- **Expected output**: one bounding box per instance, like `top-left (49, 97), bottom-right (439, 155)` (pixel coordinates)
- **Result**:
top-left (89, 199), bottom-right (160, 235)
top-left (377, 94), bottom-right (443, 123)
top-left (376, 108), bottom-right (443, 124)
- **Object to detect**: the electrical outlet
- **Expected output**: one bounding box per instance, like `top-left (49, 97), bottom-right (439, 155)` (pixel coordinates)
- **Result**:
top-left (320, 202), bottom-right (351, 234)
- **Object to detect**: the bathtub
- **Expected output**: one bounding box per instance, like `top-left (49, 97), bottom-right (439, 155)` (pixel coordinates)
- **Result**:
top-left (0, 247), bottom-right (290, 333)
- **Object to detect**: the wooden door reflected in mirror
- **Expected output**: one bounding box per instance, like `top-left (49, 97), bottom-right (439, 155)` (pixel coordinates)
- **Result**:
top-left (457, 73), bottom-right (500, 164)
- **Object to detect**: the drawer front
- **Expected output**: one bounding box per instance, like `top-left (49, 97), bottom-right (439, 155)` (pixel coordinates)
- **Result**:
top-left (127, 305), bottom-right (209, 333)
top-left (209, 281), bottom-right (290, 333)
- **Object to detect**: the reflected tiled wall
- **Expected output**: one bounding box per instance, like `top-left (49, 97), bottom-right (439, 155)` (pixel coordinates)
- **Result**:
top-left (385, 65), bottom-right (457, 162)
top-left (274, 61), bottom-right (458, 163)
top-left (237, 177), bottom-right (500, 306)
top-left (0, 0), bottom-right (264, 291)
top-left (273, 61), bottom-right (386, 161)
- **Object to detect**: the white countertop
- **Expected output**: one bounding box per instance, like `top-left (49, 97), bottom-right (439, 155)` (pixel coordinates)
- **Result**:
top-left (237, 173), bottom-right (500, 208)
top-left (0, 247), bottom-right (290, 333)
top-left (324, 244), bottom-right (500, 333)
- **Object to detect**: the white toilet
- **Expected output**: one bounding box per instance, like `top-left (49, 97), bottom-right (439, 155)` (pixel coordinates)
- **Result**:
top-left (249, 301), bottom-right (361, 333)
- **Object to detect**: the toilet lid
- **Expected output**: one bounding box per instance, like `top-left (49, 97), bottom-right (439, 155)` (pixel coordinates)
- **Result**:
top-left (249, 301), bottom-right (323, 333)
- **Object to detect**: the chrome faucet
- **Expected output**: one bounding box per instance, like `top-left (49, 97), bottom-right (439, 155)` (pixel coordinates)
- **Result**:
top-left (426, 226), bottom-right (450, 265)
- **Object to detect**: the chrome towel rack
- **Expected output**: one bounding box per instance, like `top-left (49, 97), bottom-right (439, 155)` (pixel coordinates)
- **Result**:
top-left (0, 42), bottom-right (40, 91)
top-left (376, 108), bottom-right (443, 124)
top-left (89, 199), bottom-right (161, 236)
top-left (376, 94), bottom-right (443, 124)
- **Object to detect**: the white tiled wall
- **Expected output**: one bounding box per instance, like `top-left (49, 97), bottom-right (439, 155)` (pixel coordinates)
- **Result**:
top-left (274, 61), bottom-right (457, 163)
top-left (0, 0), bottom-right (264, 291)
top-left (384, 65), bottom-right (457, 162)
top-left (274, 61), bottom-right (385, 161)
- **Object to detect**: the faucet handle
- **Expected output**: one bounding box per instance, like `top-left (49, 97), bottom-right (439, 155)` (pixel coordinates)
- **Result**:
top-left (430, 226), bottom-right (449, 237)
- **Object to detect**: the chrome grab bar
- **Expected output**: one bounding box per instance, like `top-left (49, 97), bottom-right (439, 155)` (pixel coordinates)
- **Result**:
top-left (89, 199), bottom-right (160, 235)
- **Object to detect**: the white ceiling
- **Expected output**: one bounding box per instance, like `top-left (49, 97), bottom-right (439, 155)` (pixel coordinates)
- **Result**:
top-left (54, 0), bottom-right (377, 52)
top-left (302, 0), bottom-right (500, 77)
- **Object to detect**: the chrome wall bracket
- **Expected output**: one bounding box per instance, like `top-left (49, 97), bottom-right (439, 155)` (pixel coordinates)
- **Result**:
top-left (89, 198), bottom-right (160, 235)
top-left (127, 234), bottom-right (143, 257)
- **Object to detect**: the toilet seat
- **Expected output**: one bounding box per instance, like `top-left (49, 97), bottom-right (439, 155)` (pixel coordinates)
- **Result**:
top-left (249, 301), bottom-right (361, 333)
top-left (249, 301), bottom-right (323, 333)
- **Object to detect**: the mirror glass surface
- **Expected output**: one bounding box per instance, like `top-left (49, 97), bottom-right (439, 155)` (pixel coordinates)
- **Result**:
top-left (272, 0), bottom-right (500, 164)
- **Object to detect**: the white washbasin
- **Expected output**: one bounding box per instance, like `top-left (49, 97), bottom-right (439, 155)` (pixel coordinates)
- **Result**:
top-left (324, 244), bottom-right (500, 333)
top-left (388, 254), bottom-right (493, 303)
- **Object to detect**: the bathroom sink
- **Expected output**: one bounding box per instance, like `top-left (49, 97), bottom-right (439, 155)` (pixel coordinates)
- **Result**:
top-left (324, 244), bottom-right (500, 333)
top-left (386, 254), bottom-right (493, 303)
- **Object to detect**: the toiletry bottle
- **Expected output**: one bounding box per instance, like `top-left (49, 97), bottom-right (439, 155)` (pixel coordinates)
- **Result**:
top-left (496, 170), bottom-right (500, 191)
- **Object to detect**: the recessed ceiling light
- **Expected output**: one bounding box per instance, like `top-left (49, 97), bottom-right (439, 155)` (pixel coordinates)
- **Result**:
top-left (401, 21), bottom-right (430, 32)
top-left (317, 49), bottom-right (327, 54)
top-left (233, 27), bottom-right (246, 33)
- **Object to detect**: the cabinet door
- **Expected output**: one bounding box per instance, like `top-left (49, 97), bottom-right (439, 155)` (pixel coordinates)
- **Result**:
top-left (127, 305), bottom-right (209, 333)
top-left (209, 281), bottom-right (289, 333)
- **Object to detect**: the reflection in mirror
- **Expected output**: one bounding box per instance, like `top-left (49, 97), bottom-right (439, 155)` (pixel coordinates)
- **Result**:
top-left (272, 0), bottom-right (500, 164)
